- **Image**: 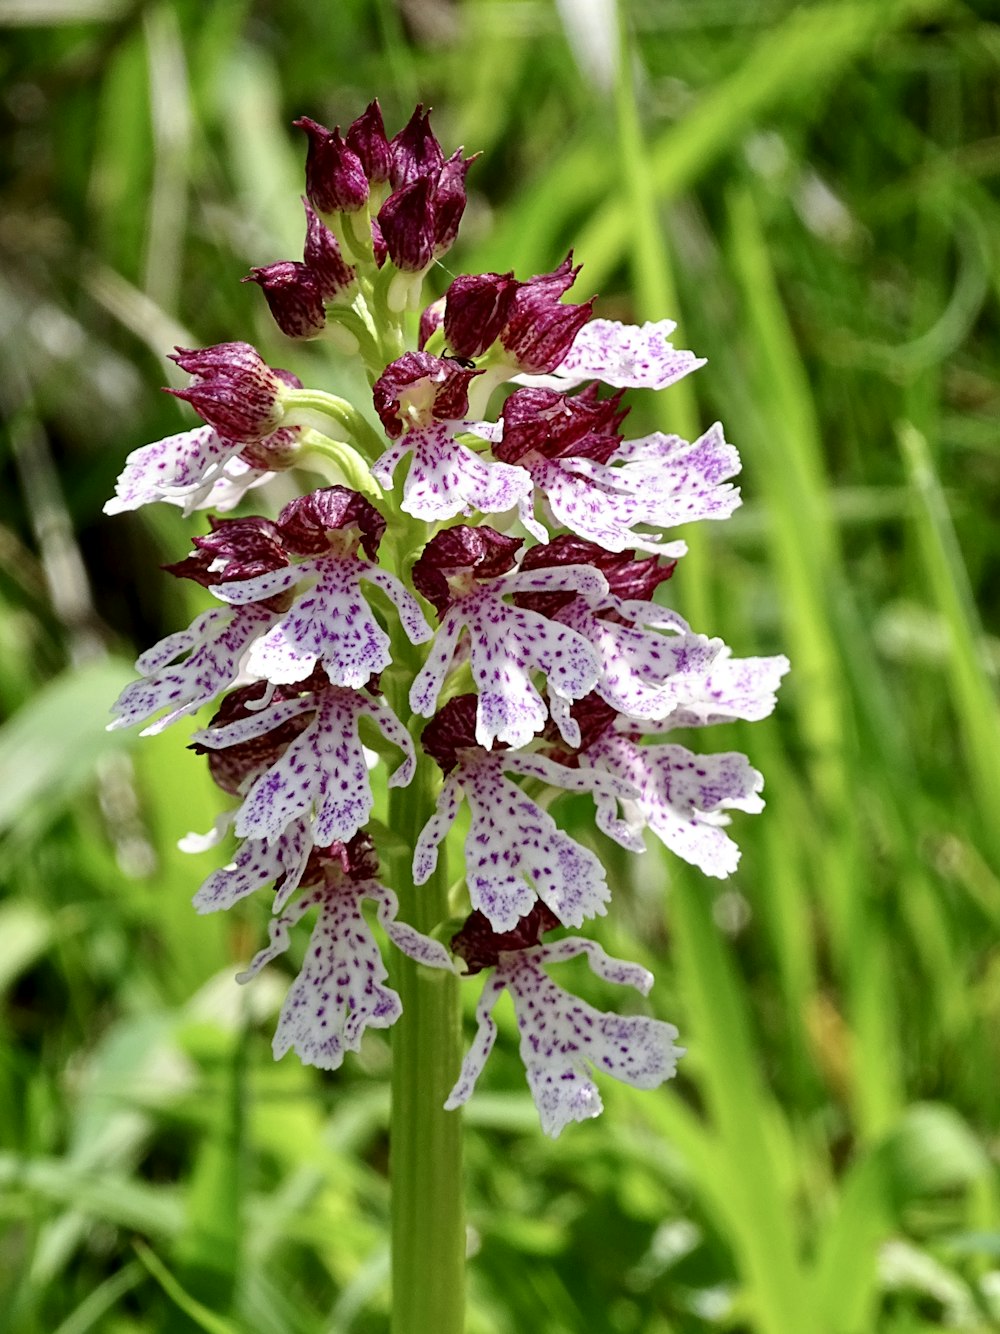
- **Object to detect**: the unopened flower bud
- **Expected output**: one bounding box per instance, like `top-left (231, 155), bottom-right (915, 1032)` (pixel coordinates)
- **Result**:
top-left (302, 200), bottom-right (357, 300)
top-left (166, 341), bottom-right (294, 442)
top-left (294, 116), bottom-right (370, 213)
top-left (243, 262), bottom-right (327, 339)
top-left (346, 100), bottom-right (392, 184)
top-left (442, 271), bottom-right (518, 359)
top-left (389, 104), bottom-right (444, 190)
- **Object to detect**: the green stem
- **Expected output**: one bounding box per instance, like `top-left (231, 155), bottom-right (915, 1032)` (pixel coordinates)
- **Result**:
top-left (387, 753), bottom-right (465, 1334)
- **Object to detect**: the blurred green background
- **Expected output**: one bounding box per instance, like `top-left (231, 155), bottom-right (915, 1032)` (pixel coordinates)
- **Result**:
top-left (1, 0), bottom-right (999, 1330)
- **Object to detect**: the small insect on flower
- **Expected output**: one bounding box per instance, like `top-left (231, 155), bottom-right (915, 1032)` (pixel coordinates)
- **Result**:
top-left (445, 353), bottom-right (477, 370)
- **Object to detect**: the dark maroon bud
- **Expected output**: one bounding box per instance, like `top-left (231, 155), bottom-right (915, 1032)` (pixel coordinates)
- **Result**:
top-left (345, 100), bottom-right (392, 184)
top-left (294, 116), bottom-right (369, 213)
top-left (243, 262), bottom-right (327, 339)
top-left (418, 296), bottom-right (446, 350)
top-left (165, 341), bottom-right (291, 442)
top-left (389, 104), bottom-right (444, 190)
top-left (412, 525), bottom-right (522, 617)
top-left (193, 678), bottom-right (321, 794)
top-left (170, 341), bottom-right (265, 379)
top-left (276, 486), bottom-right (386, 560)
top-left (431, 150), bottom-right (475, 258)
top-left (378, 174), bottom-right (436, 272)
top-left (496, 384), bottom-right (627, 465)
top-left (443, 271), bottom-right (518, 359)
top-left (164, 515), bottom-right (288, 587)
top-left (372, 351), bottom-right (482, 437)
top-left (451, 903), bottom-right (563, 974)
top-left (421, 694), bottom-right (487, 773)
top-left (302, 200), bottom-right (356, 299)
top-left (501, 253), bottom-right (594, 373)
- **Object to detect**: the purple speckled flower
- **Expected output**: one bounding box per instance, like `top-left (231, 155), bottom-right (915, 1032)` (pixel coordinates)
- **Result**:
top-left (414, 696), bottom-right (639, 931)
top-left (584, 732), bottom-right (765, 878)
top-left (191, 683), bottom-right (414, 847)
top-left (104, 98), bottom-right (789, 1125)
top-left (103, 426), bottom-right (281, 517)
top-left (410, 527), bottom-right (610, 748)
top-left (445, 910), bottom-right (683, 1137)
top-left (210, 487), bottom-right (431, 687)
top-left (371, 353), bottom-right (530, 520)
top-left (236, 834), bottom-right (452, 1070)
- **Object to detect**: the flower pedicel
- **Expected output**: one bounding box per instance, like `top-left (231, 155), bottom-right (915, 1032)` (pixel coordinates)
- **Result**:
top-left (106, 100), bottom-right (788, 1137)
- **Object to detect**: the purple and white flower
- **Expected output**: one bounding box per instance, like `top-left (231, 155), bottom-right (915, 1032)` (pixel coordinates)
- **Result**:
top-left (414, 696), bottom-right (639, 932)
top-left (445, 904), bottom-right (684, 1137)
top-left (191, 682), bottom-right (414, 847)
top-left (409, 526), bottom-right (610, 748)
top-left (237, 834), bottom-right (452, 1070)
top-left (584, 732), bottom-right (765, 878)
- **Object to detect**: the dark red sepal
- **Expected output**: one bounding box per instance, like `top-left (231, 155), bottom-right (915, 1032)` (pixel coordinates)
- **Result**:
top-left (345, 100), bottom-right (392, 184)
top-left (451, 903), bottom-right (563, 974)
top-left (412, 525), bottom-right (522, 617)
top-left (276, 486), bottom-right (386, 560)
top-left (442, 270), bottom-right (519, 359)
top-left (389, 105), bottom-right (445, 190)
top-left (243, 262), bottom-right (327, 339)
top-left (420, 694), bottom-right (495, 773)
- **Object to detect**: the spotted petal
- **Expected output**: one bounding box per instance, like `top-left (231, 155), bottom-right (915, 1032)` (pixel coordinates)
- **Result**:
top-left (236, 878), bottom-right (451, 1070)
top-left (192, 819), bottom-right (312, 913)
top-left (109, 604), bottom-right (277, 736)
top-left (421, 752), bottom-right (613, 931)
top-left (566, 422), bottom-right (742, 528)
top-left (538, 318), bottom-right (705, 391)
top-left (524, 458), bottom-right (689, 555)
top-left (634, 651), bottom-right (791, 733)
top-left (372, 421), bottom-right (531, 520)
top-left (195, 688), bottom-right (414, 846)
top-left (586, 734), bottom-right (765, 877)
top-left (103, 426), bottom-right (255, 517)
top-left (446, 937), bottom-right (683, 1137)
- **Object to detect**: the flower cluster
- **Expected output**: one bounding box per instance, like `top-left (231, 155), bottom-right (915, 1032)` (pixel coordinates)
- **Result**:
top-left (107, 100), bottom-right (787, 1137)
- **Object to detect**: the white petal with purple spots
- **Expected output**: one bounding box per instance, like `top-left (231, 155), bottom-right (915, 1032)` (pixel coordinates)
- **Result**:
top-left (110, 604), bottom-right (277, 736)
top-left (520, 318), bottom-right (705, 392)
top-left (104, 427), bottom-right (252, 516)
top-left (192, 819), bottom-right (312, 914)
top-left (446, 937), bottom-right (683, 1137)
top-left (566, 422), bottom-right (742, 527)
top-left (409, 611), bottom-right (466, 719)
top-left (196, 688), bottom-right (414, 847)
top-left (235, 877), bottom-right (451, 1070)
top-left (373, 422), bottom-right (531, 520)
top-left (415, 752), bottom-right (613, 931)
top-left (528, 458), bottom-right (689, 555)
top-left (554, 599), bottom-right (723, 722)
top-left (634, 651), bottom-right (791, 733)
top-left (586, 733), bottom-right (765, 877)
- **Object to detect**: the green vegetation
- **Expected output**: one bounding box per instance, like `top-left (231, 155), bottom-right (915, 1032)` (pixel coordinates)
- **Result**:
top-left (1, 1), bottom-right (998, 1330)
